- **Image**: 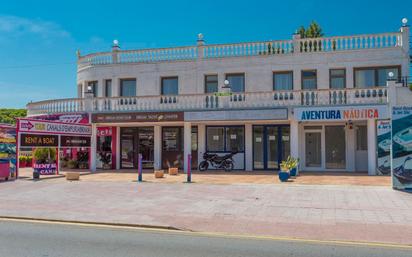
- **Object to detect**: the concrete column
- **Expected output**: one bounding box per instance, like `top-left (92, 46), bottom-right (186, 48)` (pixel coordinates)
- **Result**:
top-left (290, 119), bottom-right (299, 159)
top-left (197, 124), bottom-right (206, 165)
top-left (346, 66), bottom-right (354, 88)
top-left (346, 126), bottom-right (356, 172)
top-left (293, 69), bottom-right (301, 90)
top-left (90, 123), bottom-right (97, 172)
top-left (116, 126), bottom-right (121, 170)
top-left (367, 119), bottom-right (377, 175)
top-left (112, 78), bottom-right (119, 97)
top-left (154, 125), bottom-right (162, 170)
top-left (245, 123), bottom-right (253, 171)
top-left (183, 122), bottom-right (192, 173)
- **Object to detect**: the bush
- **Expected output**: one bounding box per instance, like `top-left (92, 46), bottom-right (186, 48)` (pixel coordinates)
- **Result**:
top-left (19, 156), bottom-right (27, 163)
top-left (33, 148), bottom-right (56, 164)
top-left (67, 159), bottom-right (78, 169)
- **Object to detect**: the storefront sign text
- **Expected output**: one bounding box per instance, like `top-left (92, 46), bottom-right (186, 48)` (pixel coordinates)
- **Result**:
top-left (21, 134), bottom-right (59, 147)
top-left (60, 136), bottom-right (91, 147)
top-left (294, 105), bottom-right (388, 121)
top-left (19, 119), bottom-right (92, 136)
top-left (92, 112), bottom-right (184, 123)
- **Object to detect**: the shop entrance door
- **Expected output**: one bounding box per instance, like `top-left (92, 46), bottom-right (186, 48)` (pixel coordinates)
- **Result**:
top-left (120, 127), bottom-right (154, 169)
top-left (305, 132), bottom-right (322, 168)
top-left (253, 125), bottom-right (290, 170)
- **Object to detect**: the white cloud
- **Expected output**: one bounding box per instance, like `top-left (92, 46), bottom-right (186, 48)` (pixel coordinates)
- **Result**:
top-left (0, 15), bottom-right (70, 38)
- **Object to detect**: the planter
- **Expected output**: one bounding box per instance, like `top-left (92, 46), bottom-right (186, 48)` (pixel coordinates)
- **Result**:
top-left (66, 172), bottom-right (80, 181)
top-left (278, 171), bottom-right (290, 182)
top-left (33, 171), bottom-right (40, 180)
top-left (154, 170), bottom-right (164, 178)
top-left (19, 162), bottom-right (26, 168)
top-left (168, 167), bottom-right (178, 175)
top-left (102, 163), bottom-right (112, 170)
top-left (290, 167), bottom-right (297, 177)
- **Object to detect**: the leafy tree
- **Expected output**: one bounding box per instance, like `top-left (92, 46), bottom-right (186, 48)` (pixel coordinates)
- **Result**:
top-left (297, 21), bottom-right (324, 38)
top-left (0, 109), bottom-right (27, 125)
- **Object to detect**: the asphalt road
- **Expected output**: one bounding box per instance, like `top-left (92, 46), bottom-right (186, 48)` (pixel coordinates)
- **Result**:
top-left (0, 219), bottom-right (411, 257)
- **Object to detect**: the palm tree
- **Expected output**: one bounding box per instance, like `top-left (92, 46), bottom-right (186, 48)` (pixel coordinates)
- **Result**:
top-left (297, 21), bottom-right (324, 38)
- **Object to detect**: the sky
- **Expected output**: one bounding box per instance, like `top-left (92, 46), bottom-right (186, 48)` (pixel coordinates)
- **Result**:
top-left (0, 0), bottom-right (410, 108)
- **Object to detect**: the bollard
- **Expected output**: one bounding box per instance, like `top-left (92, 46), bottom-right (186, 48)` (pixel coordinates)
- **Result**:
top-left (138, 154), bottom-right (142, 182)
top-left (187, 154), bottom-right (191, 183)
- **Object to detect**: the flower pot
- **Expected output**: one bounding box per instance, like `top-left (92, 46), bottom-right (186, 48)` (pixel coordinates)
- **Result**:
top-left (102, 163), bottom-right (112, 170)
top-left (290, 167), bottom-right (297, 177)
top-left (154, 170), bottom-right (164, 178)
top-left (19, 162), bottom-right (26, 168)
top-left (66, 172), bottom-right (80, 181)
top-left (168, 167), bottom-right (178, 175)
top-left (278, 171), bottom-right (290, 182)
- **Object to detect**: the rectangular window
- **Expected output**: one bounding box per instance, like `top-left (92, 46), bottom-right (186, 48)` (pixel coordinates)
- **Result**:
top-left (226, 73), bottom-right (245, 92)
top-left (120, 79), bottom-right (136, 97)
top-left (205, 75), bottom-right (218, 93)
top-left (88, 81), bottom-right (98, 97)
top-left (105, 80), bottom-right (112, 97)
top-left (162, 127), bottom-right (183, 151)
top-left (273, 71), bottom-right (293, 90)
top-left (354, 66), bottom-right (400, 88)
top-left (356, 125), bottom-right (368, 150)
top-left (206, 126), bottom-right (245, 152)
top-left (329, 69), bottom-right (346, 89)
top-left (301, 70), bottom-right (317, 90)
top-left (161, 77), bottom-right (178, 95)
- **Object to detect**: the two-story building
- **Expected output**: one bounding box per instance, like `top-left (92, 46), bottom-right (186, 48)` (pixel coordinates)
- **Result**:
top-left (26, 20), bottom-right (411, 175)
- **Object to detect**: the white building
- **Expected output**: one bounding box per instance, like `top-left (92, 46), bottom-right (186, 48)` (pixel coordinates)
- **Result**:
top-left (27, 20), bottom-right (411, 175)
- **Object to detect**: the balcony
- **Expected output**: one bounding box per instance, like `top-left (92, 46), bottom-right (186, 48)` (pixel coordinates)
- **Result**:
top-left (77, 31), bottom-right (404, 71)
top-left (26, 87), bottom-right (388, 116)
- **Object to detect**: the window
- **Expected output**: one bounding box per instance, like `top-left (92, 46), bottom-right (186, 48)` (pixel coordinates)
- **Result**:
top-left (330, 69), bottom-right (346, 89)
top-left (206, 126), bottom-right (245, 152)
top-left (205, 75), bottom-right (218, 93)
top-left (226, 74), bottom-right (245, 92)
top-left (354, 66), bottom-right (400, 88)
top-left (356, 125), bottom-right (368, 150)
top-left (120, 79), bottom-right (136, 96)
top-left (162, 127), bottom-right (183, 151)
top-left (88, 81), bottom-right (98, 97)
top-left (105, 80), bottom-right (112, 97)
top-left (301, 70), bottom-right (317, 90)
top-left (273, 71), bottom-right (293, 90)
top-left (161, 77), bottom-right (178, 95)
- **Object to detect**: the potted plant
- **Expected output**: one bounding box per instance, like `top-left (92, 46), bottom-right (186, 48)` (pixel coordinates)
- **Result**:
top-left (288, 157), bottom-right (300, 177)
top-left (19, 156), bottom-right (27, 168)
top-left (26, 156), bottom-right (33, 168)
top-left (76, 151), bottom-right (89, 169)
top-left (98, 151), bottom-right (112, 170)
top-left (279, 160), bottom-right (291, 182)
top-left (67, 159), bottom-right (78, 169)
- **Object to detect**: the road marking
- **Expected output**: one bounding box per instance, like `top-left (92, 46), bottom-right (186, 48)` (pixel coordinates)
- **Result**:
top-left (1, 217), bottom-right (411, 250)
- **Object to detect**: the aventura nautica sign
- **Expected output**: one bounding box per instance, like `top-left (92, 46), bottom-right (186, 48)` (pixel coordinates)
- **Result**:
top-left (294, 105), bottom-right (389, 121)
top-left (18, 118), bottom-right (92, 136)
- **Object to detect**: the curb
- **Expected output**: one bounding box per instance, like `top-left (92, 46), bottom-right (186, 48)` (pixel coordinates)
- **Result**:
top-left (0, 216), bottom-right (182, 231)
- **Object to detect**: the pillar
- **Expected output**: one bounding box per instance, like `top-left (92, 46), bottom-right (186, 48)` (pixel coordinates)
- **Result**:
top-left (346, 126), bottom-right (356, 172)
top-left (290, 119), bottom-right (299, 159)
top-left (90, 123), bottom-right (97, 172)
top-left (115, 126), bottom-right (121, 170)
top-left (245, 123), bottom-right (253, 171)
top-left (197, 124), bottom-right (206, 166)
top-left (367, 119), bottom-right (377, 175)
top-left (154, 125), bottom-right (162, 170)
top-left (183, 122), bottom-right (192, 173)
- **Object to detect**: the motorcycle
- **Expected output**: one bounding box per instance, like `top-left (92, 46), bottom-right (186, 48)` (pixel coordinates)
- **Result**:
top-left (198, 151), bottom-right (237, 172)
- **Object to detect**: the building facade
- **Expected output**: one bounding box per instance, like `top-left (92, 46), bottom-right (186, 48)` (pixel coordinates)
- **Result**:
top-left (27, 21), bottom-right (411, 174)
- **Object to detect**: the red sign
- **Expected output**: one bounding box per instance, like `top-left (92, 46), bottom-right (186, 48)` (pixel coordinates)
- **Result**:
top-left (97, 127), bottom-right (113, 137)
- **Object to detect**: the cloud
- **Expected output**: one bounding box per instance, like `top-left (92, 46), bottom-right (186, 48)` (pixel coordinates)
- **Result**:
top-left (0, 15), bottom-right (70, 39)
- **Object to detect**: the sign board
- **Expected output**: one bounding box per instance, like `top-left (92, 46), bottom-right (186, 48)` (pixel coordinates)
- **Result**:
top-left (376, 120), bottom-right (391, 175)
top-left (185, 109), bottom-right (288, 121)
top-left (92, 112), bottom-right (184, 123)
top-left (20, 134), bottom-right (59, 147)
top-left (294, 105), bottom-right (389, 121)
top-left (32, 113), bottom-right (89, 124)
top-left (392, 106), bottom-right (412, 190)
top-left (33, 163), bottom-right (57, 175)
top-left (19, 119), bottom-right (92, 136)
top-left (97, 127), bottom-right (113, 137)
top-left (60, 136), bottom-right (91, 147)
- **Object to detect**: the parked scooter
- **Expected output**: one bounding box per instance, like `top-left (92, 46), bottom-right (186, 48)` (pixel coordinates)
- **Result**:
top-left (198, 151), bottom-right (237, 172)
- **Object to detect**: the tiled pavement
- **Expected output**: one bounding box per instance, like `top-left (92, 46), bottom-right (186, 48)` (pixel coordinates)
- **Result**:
top-left (1, 177), bottom-right (411, 245)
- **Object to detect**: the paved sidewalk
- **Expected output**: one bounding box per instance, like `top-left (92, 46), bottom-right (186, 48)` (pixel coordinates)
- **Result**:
top-left (1, 179), bottom-right (411, 245)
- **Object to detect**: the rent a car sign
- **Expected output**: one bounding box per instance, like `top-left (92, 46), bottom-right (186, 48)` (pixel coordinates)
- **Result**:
top-left (18, 118), bottom-right (92, 136)
top-left (294, 105), bottom-right (389, 121)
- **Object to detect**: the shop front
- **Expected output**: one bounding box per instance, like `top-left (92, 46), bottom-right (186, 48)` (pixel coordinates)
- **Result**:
top-left (294, 105), bottom-right (389, 174)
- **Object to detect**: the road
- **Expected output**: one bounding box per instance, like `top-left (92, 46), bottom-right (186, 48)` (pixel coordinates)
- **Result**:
top-left (0, 219), bottom-right (411, 257)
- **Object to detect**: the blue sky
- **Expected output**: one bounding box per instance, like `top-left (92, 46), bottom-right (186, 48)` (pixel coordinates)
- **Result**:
top-left (0, 0), bottom-right (410, 108)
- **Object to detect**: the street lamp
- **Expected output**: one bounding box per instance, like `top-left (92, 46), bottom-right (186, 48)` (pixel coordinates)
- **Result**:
top-left (223, 79), bottom-right (231, 89)
top-left (87, 85), bottom-right (92, 93)
top-left (402, 18), bottom-right (408, 27)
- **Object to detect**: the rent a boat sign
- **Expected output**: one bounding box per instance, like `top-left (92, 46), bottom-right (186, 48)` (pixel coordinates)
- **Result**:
top-left (294, 105), bottom-right (389, 121)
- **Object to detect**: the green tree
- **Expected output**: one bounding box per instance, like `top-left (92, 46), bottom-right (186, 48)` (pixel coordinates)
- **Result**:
top-left (297, 21), bottom-right (324, 38)
top-left (0, 109), bottom-right (27, 125)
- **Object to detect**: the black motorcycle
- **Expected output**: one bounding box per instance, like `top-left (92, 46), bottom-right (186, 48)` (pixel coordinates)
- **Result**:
top-left (198, 151), bottom-right (237, 172)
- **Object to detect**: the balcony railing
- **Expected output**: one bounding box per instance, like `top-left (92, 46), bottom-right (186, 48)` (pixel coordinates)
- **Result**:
top-left (27, 87), bottom-right (388, 116)
top-left (77, 31), bottom-right (404, 70)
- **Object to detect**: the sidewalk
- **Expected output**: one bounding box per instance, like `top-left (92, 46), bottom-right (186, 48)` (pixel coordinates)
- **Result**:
top-left (1, 179), bottom-right (411, 245)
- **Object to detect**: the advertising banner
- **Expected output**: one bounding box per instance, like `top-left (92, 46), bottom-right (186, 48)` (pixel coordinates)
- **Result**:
top-left (0, 125), bottom-right (16, 176)
top-left (33, 163), bottom-right (57, 175)
top-left (92, 112), bottom-right (184, 123)
top-left (20, 134), bottom-right (59, 147)
top-left (376, 120), bottom-right (391, 175)
top-left (32, 113), bottom-right (89, 124)
top-left (19, 119), bottom-right (92, 136)
top-left (60, 136), bottom-right (91, 147)
top-left (392, 106), bottom-right (412, 190)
